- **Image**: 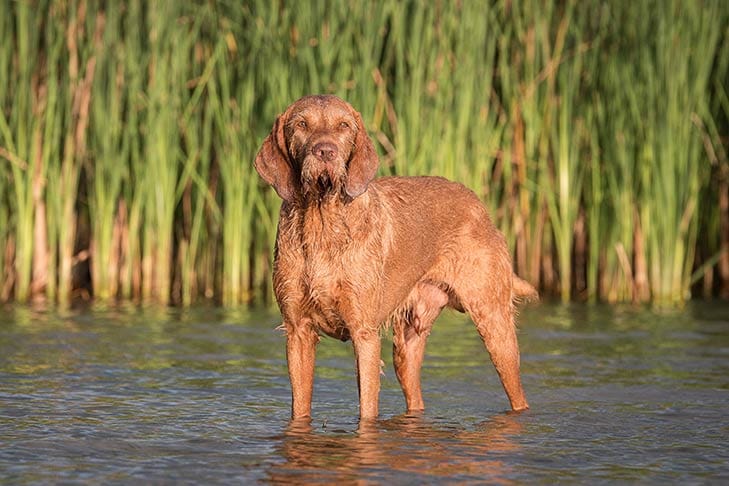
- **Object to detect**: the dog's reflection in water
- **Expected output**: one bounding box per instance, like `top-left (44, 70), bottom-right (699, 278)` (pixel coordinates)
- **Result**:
top-left (267, 413), bottom-right (524, 483)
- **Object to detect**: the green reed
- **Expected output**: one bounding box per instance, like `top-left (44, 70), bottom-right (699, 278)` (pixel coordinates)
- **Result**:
top-left (209, 39), bottom-right (255, 306)
top-left (709, 31), bottom-right (729, 297)
top-left (633, 0), bottom-right (721, 305)
top-left (1, 0), bottom-right (37, 302)
top-left (496, 0), bottom-right (556, 293)
top-left (0, 7), bottom-right (8, 298)
top-left (37, 3), bottom-right (65, 304)
top-left (87, 0), bottom-right (126, 301)
top-left (0, 0), bottom-right (726, 306)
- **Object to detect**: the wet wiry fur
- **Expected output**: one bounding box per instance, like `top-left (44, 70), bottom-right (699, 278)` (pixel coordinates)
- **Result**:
top-left (255, 95), bottom-right (537, 420)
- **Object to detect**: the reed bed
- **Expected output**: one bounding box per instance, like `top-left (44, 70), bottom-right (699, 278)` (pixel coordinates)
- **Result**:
top-left (0, 0), bottom-right (727, 306)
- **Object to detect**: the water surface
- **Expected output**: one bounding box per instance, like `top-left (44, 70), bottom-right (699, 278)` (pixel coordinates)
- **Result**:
top-left (1, 302), bottom-right (728, 483)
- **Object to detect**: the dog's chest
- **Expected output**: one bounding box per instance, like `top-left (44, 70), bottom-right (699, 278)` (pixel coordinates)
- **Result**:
top-left (300, 207), bottom-right (353, 294)
top-left (294, 251), bottom-right (351, 339)
top-left (303, 241), bottom-right (352, 302)
top-left (278, 202), bottom-right (384, 336)
top-left (301, 234), bottom-right (372, 335)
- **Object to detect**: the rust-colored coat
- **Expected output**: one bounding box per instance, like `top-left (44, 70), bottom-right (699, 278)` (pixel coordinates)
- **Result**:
top-left (255, 95), bottom-right (536, 420)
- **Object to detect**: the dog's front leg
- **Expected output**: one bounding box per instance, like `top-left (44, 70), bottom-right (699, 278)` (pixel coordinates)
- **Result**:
top-left (286, 320), bottom-right (319, 419)
top-left (352, 330), bottom-right (382, 419)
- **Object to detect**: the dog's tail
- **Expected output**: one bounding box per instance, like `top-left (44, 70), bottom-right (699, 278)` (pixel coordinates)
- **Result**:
top-left (513, 275), bottom-right (539, 303)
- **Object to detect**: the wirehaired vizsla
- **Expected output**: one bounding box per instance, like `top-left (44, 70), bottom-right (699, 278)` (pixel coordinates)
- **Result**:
top-left (255, 95), bottom-right (536, 420)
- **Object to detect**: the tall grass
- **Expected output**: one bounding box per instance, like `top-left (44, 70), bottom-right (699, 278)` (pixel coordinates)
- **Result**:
top-left (711, 27), bottom-right (729, 298)
top-left (1, 1), bottom-right (37, 302)
top-left (0, 0), bottom-right (726, 306)
top-left (87, 1), bottom-right (127, 302)
top-left (638, 0), bottom-right (722, 305)
top-left (592, 1), bottom-right (723, 305)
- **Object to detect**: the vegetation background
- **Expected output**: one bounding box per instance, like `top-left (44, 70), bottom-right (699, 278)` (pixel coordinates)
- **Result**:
top-left (1, 0), bottom-right (727, 307)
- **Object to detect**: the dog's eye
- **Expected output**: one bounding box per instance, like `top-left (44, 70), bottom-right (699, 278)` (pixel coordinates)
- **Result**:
top-left (296, 120), bottom-right (307, 129)
top-left (339, 121), bottom-right (350, 130)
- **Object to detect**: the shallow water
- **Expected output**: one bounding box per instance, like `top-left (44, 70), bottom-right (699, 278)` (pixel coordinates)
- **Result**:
top-left (1, 302), bottom-right (728, 483)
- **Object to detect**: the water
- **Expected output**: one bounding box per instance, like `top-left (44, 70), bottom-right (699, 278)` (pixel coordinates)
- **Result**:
top-left (1, 302), bottom-right (728, 483)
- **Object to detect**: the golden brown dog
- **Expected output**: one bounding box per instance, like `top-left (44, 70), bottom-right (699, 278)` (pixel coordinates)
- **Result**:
top-left (255, 95), bottom-right (536, 420)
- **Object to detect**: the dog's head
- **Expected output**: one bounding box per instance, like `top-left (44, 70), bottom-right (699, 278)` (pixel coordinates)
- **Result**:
top-left (254, 95), bottom-right (379, 203)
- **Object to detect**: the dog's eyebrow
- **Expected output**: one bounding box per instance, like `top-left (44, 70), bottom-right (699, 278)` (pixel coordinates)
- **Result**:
top-left (338, 113), bottom-right (358, 129)
top-left (285, 112), bottom-right (308, 129)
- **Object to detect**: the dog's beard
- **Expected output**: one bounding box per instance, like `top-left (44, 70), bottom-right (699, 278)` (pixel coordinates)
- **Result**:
top-left (301, 160), bottom-right (346, 201)
top-left (314, 172), bottom-right (334, 194)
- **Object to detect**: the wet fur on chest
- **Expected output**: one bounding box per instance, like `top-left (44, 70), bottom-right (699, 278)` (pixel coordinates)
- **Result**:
top-left (277, 194), bottom-right (389, 340)
top-left (301, 202), bottom-right (357, 337)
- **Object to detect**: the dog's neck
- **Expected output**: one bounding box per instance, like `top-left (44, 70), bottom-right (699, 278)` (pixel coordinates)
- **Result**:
top-left (302, 194), bottom-right (353, 246)
top-left (286, 190), bottom-right (372, 253)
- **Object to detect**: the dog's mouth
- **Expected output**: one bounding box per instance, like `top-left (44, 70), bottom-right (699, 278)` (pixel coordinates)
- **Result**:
top-left (301, 160), bottom-right (345, 199)
top-left (315, 172), bottom-right (334, 193)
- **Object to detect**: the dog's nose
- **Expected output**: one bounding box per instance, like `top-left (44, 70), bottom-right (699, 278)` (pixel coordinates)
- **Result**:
top-left (312, 142), bottom-right (338, 162)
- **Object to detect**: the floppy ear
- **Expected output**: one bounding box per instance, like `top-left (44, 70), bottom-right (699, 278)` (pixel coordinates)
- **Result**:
top-left (254, 114), bottom-right (297, 202)
top-left (345, 109), bottom-right (379, 198)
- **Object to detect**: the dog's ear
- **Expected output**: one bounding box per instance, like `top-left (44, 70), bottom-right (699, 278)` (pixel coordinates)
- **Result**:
top-left (254, 114), bottom-right (297, 202)
top-left (345, 109), bottom-right (378, 199)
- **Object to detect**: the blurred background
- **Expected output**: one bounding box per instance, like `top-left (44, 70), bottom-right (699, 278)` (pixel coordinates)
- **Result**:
top-left (0, 0), bottom-right (727, 307)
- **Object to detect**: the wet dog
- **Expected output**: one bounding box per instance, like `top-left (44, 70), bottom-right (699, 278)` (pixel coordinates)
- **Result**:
top-left (255, 95), bottom-right (536, 419)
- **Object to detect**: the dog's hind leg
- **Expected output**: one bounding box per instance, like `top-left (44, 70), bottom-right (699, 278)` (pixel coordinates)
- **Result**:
top-left (470, 302), bottom-right (528, 411)
top-left (459, 262), bottom-right (529, 413)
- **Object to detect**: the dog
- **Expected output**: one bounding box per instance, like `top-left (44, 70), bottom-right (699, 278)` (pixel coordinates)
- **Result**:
top-left (255, 95), bottom-right (536, 420)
